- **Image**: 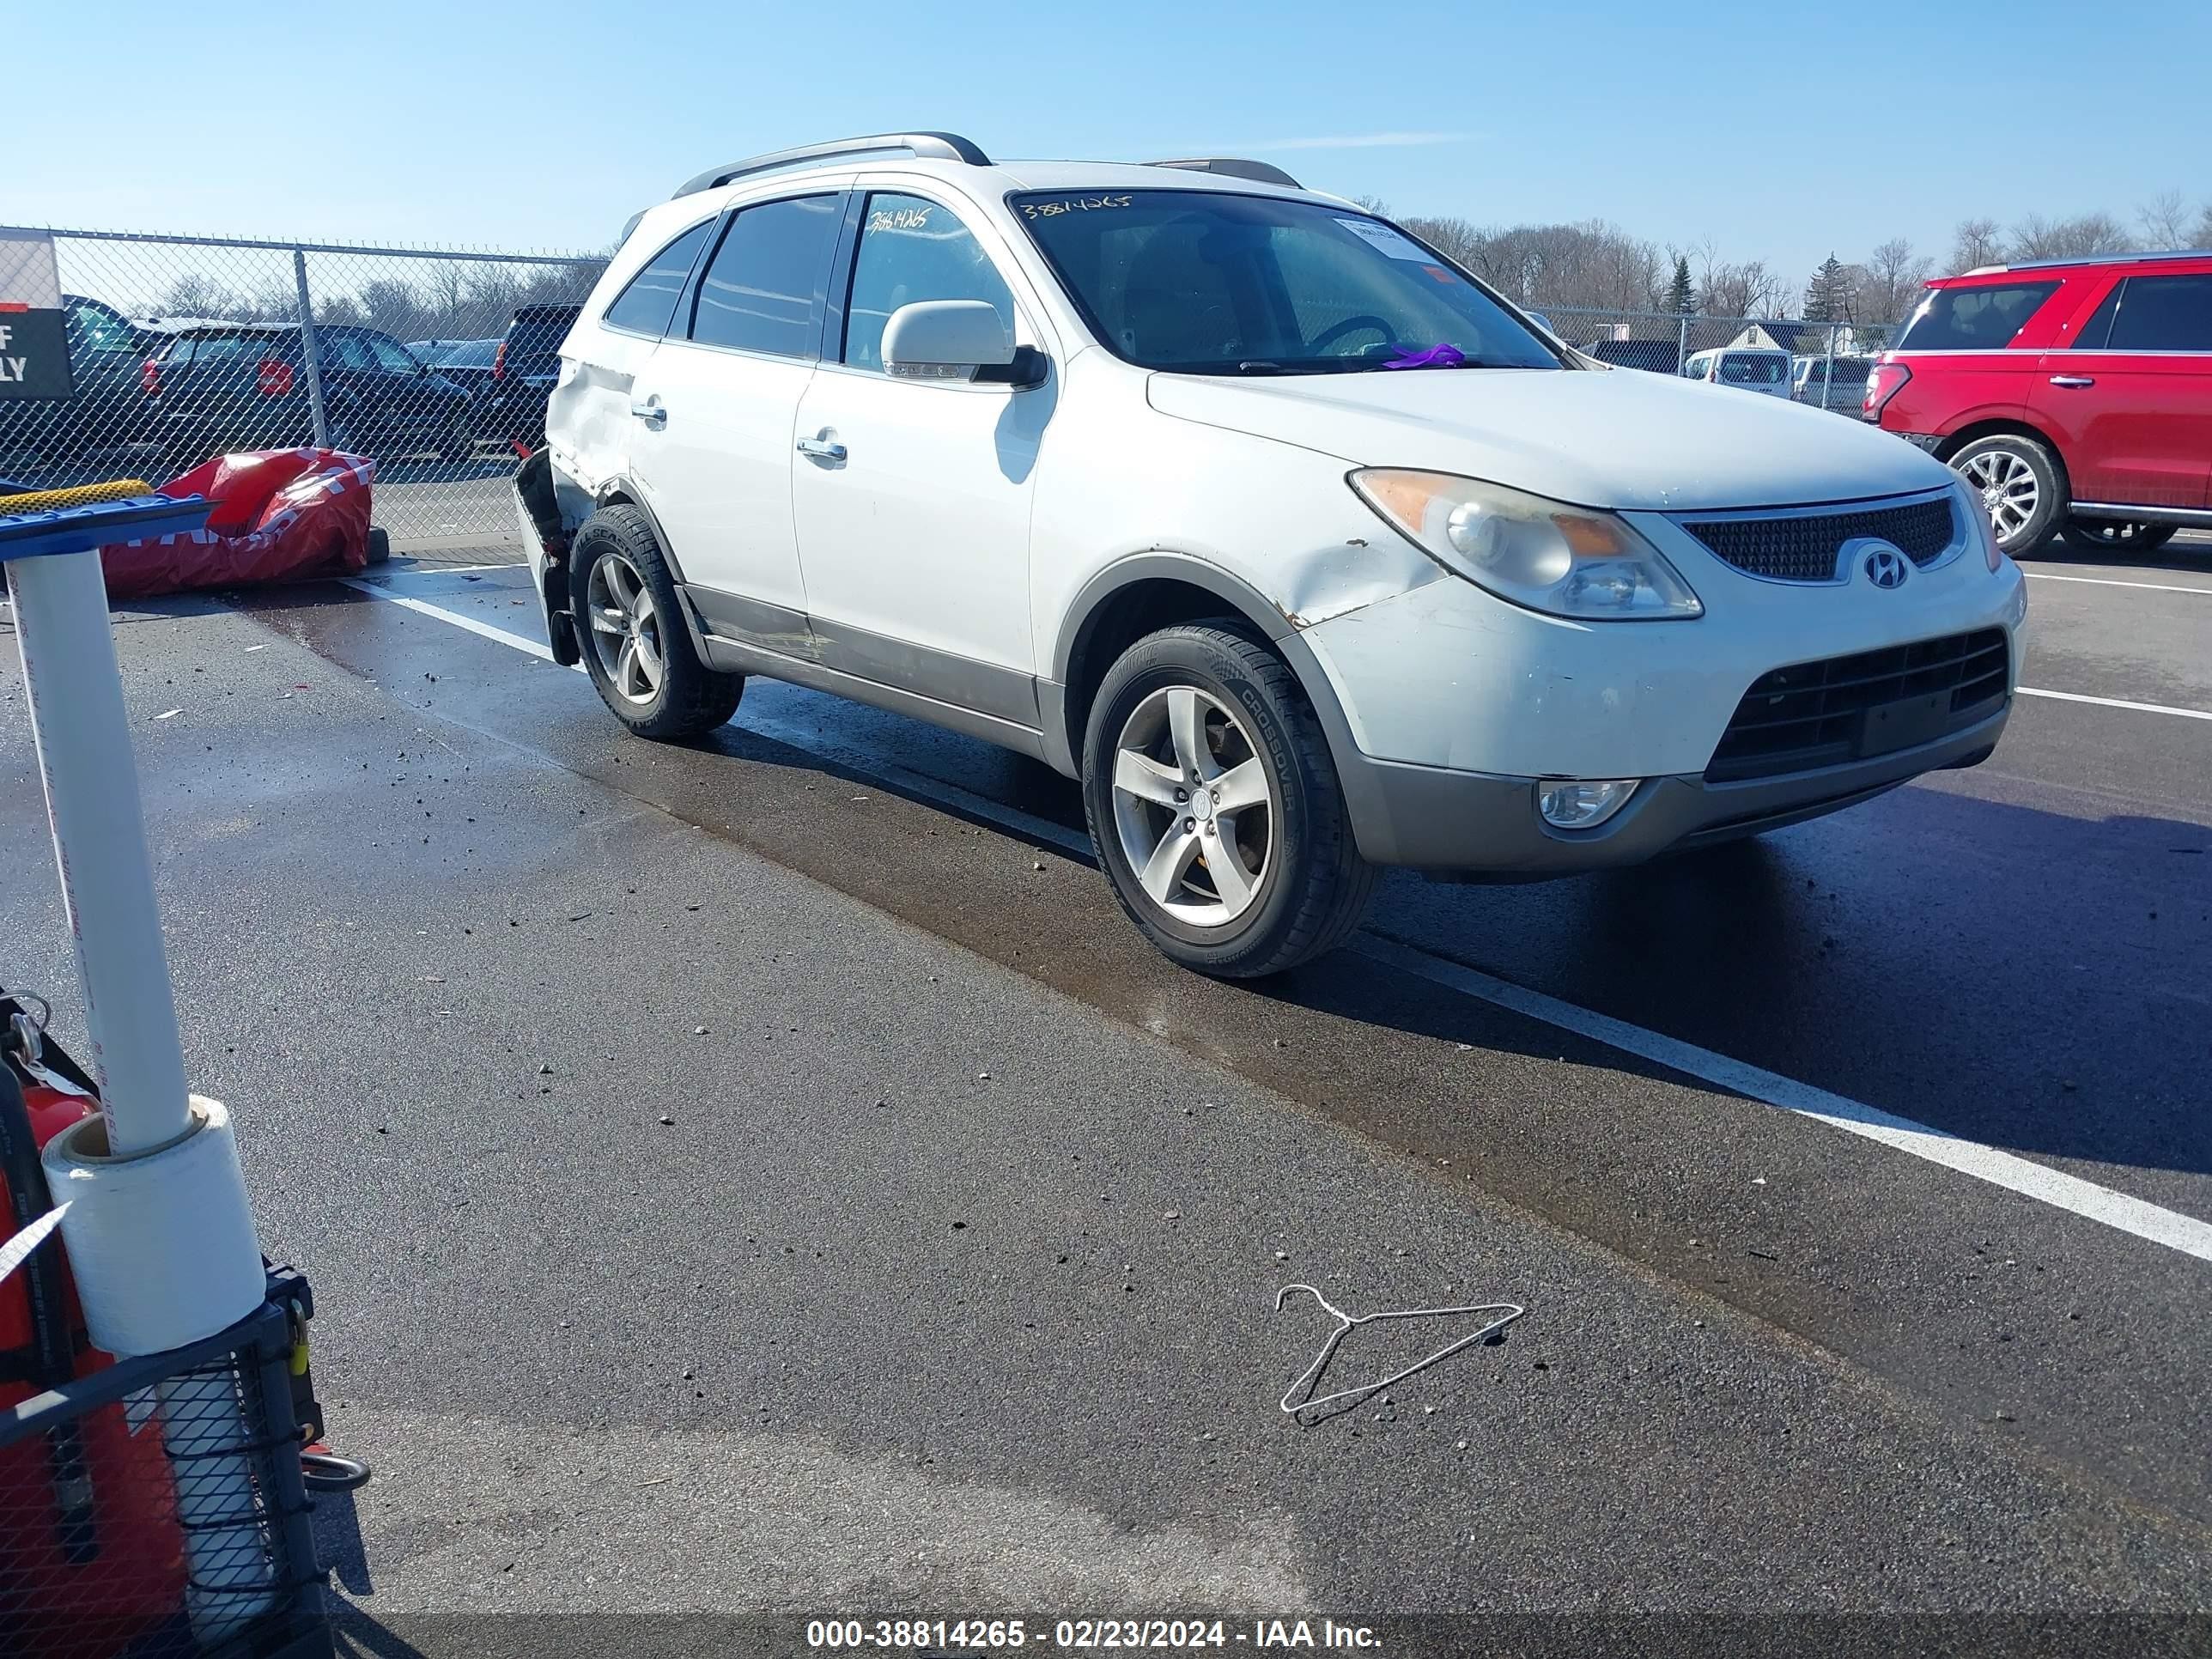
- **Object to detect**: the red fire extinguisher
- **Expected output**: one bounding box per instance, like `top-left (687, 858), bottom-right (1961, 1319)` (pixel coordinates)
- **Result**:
top-left (1, 1010), bottom-right (188, 1657)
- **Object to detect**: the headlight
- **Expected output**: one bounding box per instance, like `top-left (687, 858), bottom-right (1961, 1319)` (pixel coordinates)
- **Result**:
top-left (1350, 470), bottom-right (1703, 620)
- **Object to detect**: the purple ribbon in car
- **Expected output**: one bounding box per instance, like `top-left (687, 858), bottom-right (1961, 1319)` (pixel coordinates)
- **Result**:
top-left (1382, 342), bottom-right (1466, 369)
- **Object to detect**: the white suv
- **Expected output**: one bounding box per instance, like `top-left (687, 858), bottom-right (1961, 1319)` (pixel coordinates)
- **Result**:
top-left (515, 133), bottom-right (2027, 976)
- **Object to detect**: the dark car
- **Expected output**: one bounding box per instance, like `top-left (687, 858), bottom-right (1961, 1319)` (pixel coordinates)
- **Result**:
top-left (422, 337), bottom-right (501, 396)
top-left (477, 305), bottom-right (580, 447)
top-left (0, 293), bottom-right (160, 469)
top-left (143, 323), bottom-right (474, 471)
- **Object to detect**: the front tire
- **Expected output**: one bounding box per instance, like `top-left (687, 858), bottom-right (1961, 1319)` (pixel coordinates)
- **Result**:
top-left (2063, 517), bottom-right (2178, 554)
top-left (1950, 434), bottom-right (2063, 556)
top-left (568, 506), bottom-right (743, 739)
top-left (1082, 622), bottom-right (1375, 978)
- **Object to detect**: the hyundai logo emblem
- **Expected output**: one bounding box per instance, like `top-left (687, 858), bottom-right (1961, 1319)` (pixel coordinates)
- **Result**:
top-left (1844, 537), bottom-right (1910, 589)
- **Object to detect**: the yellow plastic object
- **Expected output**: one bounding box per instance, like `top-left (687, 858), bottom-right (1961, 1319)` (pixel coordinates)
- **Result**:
top-left (0, 479), bottom-right (157, 513)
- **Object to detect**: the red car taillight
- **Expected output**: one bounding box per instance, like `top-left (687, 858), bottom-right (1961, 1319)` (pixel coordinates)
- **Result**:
top-left (141, 357), bottom-right (161, 397)
top-left (1863, 361), bottom-right (1911, 422)
top-left (491, 341), bottom-right (507, 380)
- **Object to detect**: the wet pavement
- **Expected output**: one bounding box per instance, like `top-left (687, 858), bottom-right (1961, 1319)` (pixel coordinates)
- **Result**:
top-left (2, 533), bottom-right (2208, 1654)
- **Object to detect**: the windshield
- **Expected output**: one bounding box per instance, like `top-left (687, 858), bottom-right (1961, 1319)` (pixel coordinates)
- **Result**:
top-left (1010, 190), bottom-right (1563, 374)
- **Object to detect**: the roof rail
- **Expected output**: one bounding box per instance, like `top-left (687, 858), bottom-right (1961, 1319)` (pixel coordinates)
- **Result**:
top-left (1987, 248), bottom-right (2209, 273)
top-left (1149, 157), bottom-right (1303, 190)
top-left (674, 132), bottom-right (991, 199)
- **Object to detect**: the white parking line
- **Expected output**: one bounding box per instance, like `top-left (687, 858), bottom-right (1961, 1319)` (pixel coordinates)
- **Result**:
top-left (2016, 686), bottom-right (2212, 723)
top-left (1354, 936), bottom-right (2212, 1265)
top-left (335, 579), bottom-right (2212, 1266)
top-left (2025, 573), bottom-right (2212, 598)
top-left (340, 582), bottom-right (560, 659)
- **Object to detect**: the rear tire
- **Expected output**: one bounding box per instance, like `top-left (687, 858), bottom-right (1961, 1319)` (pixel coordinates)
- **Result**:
top-left (2063, 517), bottom-right (2178, 554)
top-left (1949, 433), bottom-right (2063, 556)
top-left (1082, 621), bottom-right (1375, 978)
top-left (363, 526), bottom-right (391, 567)
top-left (568, 505), bottom-right (743, 740)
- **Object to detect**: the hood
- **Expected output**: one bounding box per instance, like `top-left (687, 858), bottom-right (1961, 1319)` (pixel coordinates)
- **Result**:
top-left (1146, 365), bottom-right (1956, 512)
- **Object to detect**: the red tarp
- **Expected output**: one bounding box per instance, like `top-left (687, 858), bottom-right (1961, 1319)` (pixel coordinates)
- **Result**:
top-left (100, 449), bottom-right (376, 601)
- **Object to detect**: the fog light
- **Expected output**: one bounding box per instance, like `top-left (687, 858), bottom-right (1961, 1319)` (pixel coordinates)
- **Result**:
top-left (1535, 778), bottom-right (1639, 830)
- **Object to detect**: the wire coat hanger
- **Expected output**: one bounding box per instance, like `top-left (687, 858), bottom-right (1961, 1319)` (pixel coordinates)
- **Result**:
top-left (1275, 1283), bottom-right (1524, 1421)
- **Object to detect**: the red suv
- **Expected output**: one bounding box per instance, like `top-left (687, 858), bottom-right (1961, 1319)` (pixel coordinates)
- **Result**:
top-left (1863, 252), bottom-right (2212, 555)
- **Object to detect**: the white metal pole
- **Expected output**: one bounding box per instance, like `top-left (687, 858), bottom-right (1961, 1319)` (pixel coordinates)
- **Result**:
top-left (10, 536), bottom-right (275, 1640)
top-left (5, 549), bottom-right (193, 1155)
top-left (293, 249), bottom-right (329, 449)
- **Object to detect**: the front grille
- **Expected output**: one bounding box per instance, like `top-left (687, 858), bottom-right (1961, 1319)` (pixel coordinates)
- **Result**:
top-left (1706, 629), bottom-right (2008, 783)
top-left (1682, 495), bottom-right (1959, 582)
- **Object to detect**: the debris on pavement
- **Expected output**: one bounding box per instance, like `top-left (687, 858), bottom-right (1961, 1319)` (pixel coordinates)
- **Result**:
top-left (1275, 1282), bottom-right (1524, 1424)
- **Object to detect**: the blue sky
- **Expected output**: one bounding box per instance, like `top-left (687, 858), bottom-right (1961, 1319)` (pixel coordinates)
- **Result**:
top-left (9, 0), bottom-right (2207, 284)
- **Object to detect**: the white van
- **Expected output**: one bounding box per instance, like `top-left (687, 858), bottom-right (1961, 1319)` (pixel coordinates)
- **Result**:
top-left (1683, 347), bottom-right (1794, 399)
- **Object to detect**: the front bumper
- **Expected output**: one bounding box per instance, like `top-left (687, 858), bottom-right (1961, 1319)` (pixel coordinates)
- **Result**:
top-left (1285, 513), bottom-right (2026, 874)
top-left (1328, 701), bottom-right (2008, 874)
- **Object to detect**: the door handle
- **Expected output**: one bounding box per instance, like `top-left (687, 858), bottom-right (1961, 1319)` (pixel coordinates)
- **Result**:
top-left (629, 399), bottom-right (666, 428)
top-left (2048, 374), bottom-right (2095, 389)
top-left (795, 435), bottom-right (847, 462)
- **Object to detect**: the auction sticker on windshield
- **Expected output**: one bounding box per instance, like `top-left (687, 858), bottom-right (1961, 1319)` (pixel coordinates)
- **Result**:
top-left (1334, 218), bottom-right (1431, 261)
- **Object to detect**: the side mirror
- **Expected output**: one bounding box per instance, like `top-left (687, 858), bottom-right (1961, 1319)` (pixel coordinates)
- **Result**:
top-left (1526, 311), bottom-right (1554, 335)
top-left (883, 301), bottom-right (1014, 380)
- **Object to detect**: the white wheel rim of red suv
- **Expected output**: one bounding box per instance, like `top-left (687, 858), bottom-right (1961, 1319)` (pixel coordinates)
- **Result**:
top-left (1958, 449), bottom-right (2039, 544)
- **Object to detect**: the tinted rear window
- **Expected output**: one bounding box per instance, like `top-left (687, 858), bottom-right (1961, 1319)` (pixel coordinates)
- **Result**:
top-left (1894, 282), bottom-right (2058, 350)
top-left (173, 333), bottom-right (291, 365)
top-left (2106, 274), bottom-right (2212, 351)
top-left (604, 220), bottom-right (714, 337)
top-left (509, 313), bottom-right (578, 356)
top-left (689, 195), bottom-right (841, 356)
top-left (1720, 354), bottom-right (1789, 385)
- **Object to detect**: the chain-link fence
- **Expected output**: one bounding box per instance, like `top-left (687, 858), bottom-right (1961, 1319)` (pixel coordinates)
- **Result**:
top-left (1540, 304), bottom-right (1900, 411)
top-left (2, 223), bottom-right (1899, 553)
top-left (0, 227), bottom-right (605, 551)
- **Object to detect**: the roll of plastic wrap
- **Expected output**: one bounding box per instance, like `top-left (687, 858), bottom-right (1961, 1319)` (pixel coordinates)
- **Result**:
top-left (41, 1097), bottom-right (264, 1357)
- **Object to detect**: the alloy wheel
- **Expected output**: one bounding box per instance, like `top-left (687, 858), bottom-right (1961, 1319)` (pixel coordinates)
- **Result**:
top-left (586, 550), bottom-right (665, 705)
top-left (1110, 685), bottom-right (1273, 927)
top-left (1956, 448), bottom-right (2039, 546)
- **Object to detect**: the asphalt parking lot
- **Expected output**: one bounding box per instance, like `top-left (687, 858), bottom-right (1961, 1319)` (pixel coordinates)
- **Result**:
top-left (2, 531), bottom-right (2208, 1656)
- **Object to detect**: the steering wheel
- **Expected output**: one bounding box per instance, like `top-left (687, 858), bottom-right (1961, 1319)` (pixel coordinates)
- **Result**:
top-left (1310, 314), bottom-right (1395, 355)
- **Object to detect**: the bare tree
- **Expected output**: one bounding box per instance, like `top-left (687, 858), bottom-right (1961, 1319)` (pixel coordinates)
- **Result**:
top-left (2007, 211), bottom-right (2130, 260)
top-left (2137, 190), bottom-right (2191, 248)
top-left (1860, 237), bottom-right (1932, 323)
top-left (2197, 204), bottom-right (2212, 252)
top-left (1389, 217), bottom-right (1662, 313)
top-left (1950, 217), bottom-right (2004, 272)
top-left (155, 274), bottom-right (242, 320)
top-left (1688, 239), bottom-right (1788, 319)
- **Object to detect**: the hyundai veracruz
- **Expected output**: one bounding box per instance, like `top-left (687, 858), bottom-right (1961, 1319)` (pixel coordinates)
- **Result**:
top-left (514, 134), bottom-right (2027, 975)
